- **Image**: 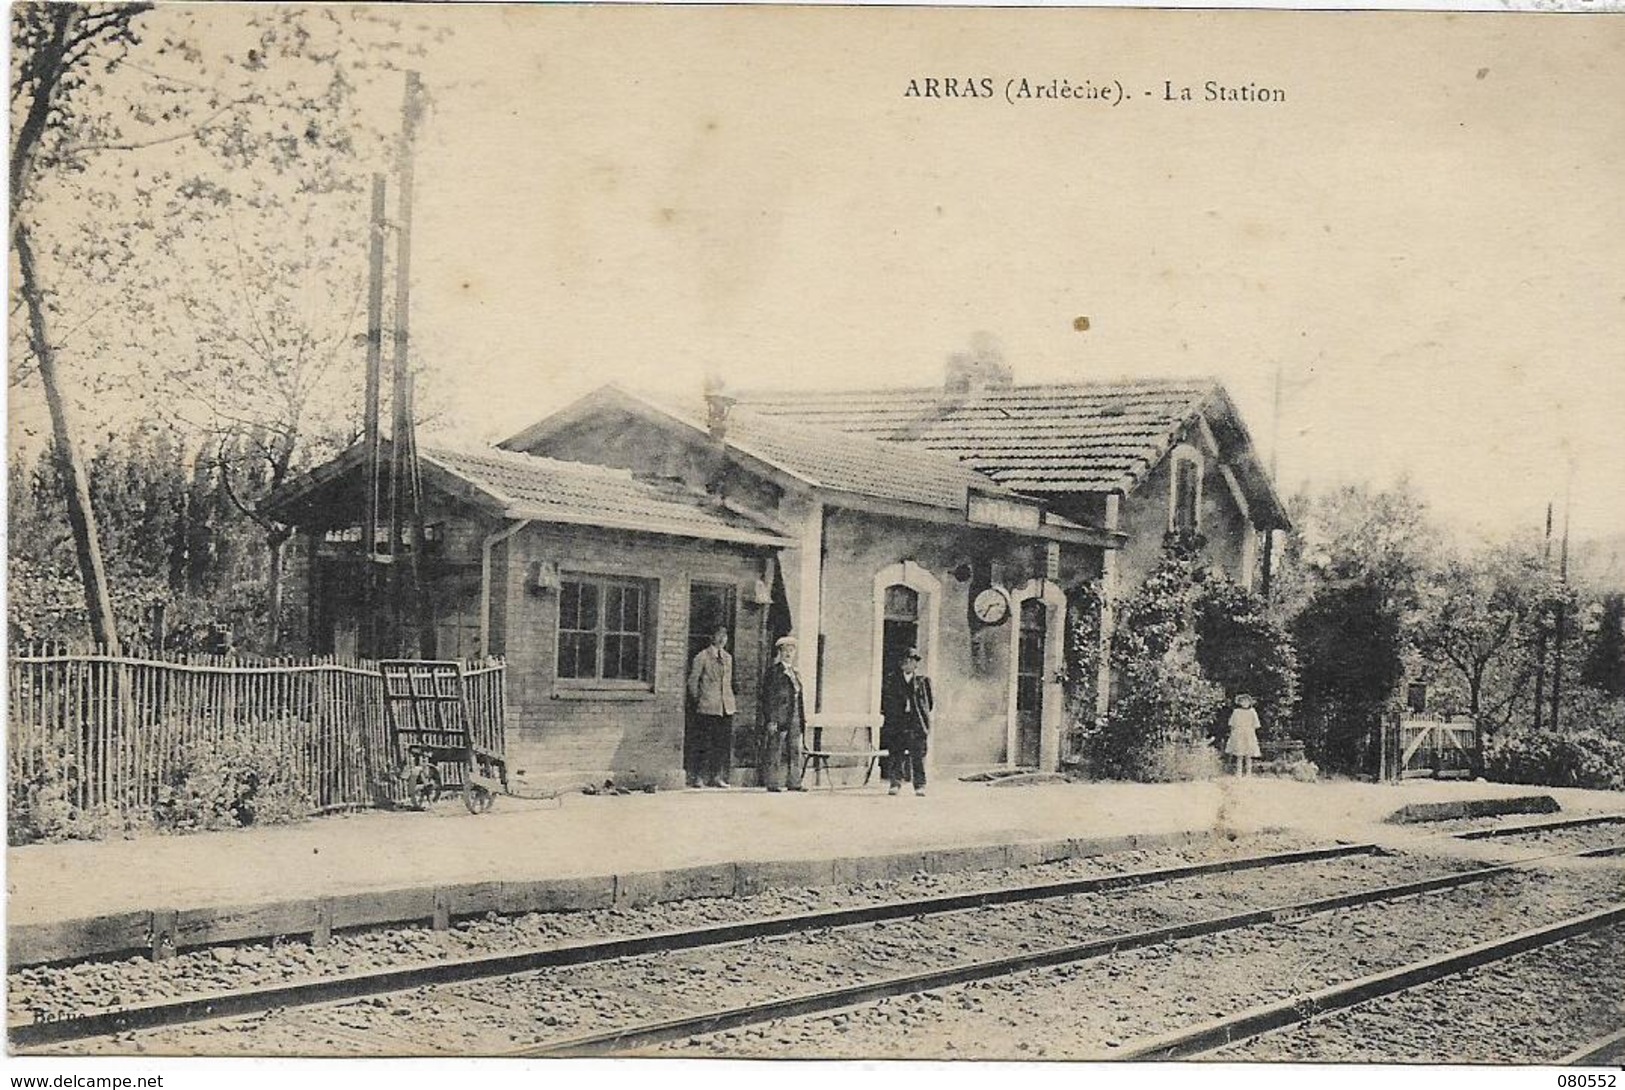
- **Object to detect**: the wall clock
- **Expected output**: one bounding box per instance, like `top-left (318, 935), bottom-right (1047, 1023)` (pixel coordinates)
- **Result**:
top-left (972, 586), bottom-right (1012, 626)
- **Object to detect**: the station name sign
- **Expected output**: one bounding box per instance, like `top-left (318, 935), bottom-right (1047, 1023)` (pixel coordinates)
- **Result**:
top-left (967, 493), bottom-right (1042, 533)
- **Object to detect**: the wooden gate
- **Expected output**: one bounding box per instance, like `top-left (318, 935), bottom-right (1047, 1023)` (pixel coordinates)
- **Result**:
top-left (1387, 717), bottom-right (1477, 780)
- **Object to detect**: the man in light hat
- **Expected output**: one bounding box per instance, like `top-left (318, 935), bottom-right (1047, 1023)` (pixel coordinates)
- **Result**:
top-left (759, 635), bottom-right (807, 792)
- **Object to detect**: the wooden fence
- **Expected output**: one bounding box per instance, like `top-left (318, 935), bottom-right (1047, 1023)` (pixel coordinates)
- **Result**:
top-left (7, 647), bottom-right (505, 819)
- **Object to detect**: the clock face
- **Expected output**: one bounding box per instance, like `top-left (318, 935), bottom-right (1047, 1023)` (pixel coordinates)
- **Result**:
top-left (973, 587), bottom-right (1011, 625)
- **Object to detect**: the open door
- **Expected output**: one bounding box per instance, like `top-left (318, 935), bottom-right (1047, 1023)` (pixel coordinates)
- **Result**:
top-left (1015, 598), bottom-right (1046, 768)
top-left (685, 581), bottom-right (738, 782)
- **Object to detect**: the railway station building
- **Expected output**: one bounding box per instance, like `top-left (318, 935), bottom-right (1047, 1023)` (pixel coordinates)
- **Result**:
top-left (265, 369), bottom-right (1286, 792)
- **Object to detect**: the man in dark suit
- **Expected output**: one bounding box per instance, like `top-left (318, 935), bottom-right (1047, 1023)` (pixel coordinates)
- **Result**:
top-left (760, 635), bottom-right (807, 792)
top-left (880, 646), bottom-right (933, 796)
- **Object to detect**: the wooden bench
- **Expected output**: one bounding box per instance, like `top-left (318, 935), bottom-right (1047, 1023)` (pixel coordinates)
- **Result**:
top-left (802, 714), bottom-right (888, 790)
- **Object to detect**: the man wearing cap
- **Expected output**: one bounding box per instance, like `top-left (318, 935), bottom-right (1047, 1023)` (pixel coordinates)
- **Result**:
top-left (760, 635), bottom-right (807, 792)
top-left (880, 646), bottom-right (933, 796)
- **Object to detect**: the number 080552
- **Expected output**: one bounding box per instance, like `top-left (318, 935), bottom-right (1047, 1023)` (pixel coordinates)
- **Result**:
top-left (1558, 1076), bottom-right (1616, 1087)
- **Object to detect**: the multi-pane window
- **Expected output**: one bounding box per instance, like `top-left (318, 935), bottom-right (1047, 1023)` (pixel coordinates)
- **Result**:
top-left (557, 576), bottom-right (654, 682)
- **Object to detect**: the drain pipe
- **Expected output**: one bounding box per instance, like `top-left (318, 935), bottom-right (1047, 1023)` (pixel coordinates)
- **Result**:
top-left (480, 519), bottom-right (532, 658)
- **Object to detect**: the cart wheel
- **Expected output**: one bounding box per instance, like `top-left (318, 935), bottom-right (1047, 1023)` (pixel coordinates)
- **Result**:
top-left (405, 765), bottom-right (441, 810)
top-left (463, 782), bottom-right (494, 814)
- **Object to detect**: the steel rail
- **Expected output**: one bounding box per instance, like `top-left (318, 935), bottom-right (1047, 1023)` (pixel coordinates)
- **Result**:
top-left (1454, 813), bottom-right (1625, 841)
top-left (1120, 902), bottom-right (1625, 1061)
top-left (1558, 1027), bottom-right (1625, 1067)
top-left (1576, 844), bottom-right (1625, 860)
top-left (6, 840), bottom-right (1377, 1049)
top-left (513, 851), bottom-right (1577, 1057)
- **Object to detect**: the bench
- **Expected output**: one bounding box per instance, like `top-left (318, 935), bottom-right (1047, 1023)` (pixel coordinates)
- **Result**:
top-left (802, 714), bottom-right (888, 790)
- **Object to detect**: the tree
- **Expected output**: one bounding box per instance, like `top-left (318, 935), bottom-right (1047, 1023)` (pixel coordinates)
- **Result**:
top-left (10, 5), bottom-right (447, 648)
top-left (1270, 480), bottom-right (1441, 776)
top-left (1414, 542), bottom-right (1570, 773)
top-left (6, 426), bottom-right (271, 649)
top-left (1582, 593), bottom-right (1625, 700)
top-left (1195, 574), bottom-right (1299, 735)
top-left (1290, 479), bottom-right (1440, 616)
top-left (159, 202), bottom-right (370, 646)
top-left (1292, 579), bottom-right (1405, 776)
top-left (10, 3), bottom-right (149, 649)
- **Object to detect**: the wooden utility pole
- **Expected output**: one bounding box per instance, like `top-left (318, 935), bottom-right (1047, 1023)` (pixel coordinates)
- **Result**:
top-left (388, 70), bottom-right (436, 659)
top-left (1532, 501), bottom-right (1552, 731)
top-left (363, 173), bottom-right (388, 656)
top-left (1551, 487), bottom-right (1572, 731)
top-left (1260, 365), bottom-right (1282, 601)
top-left (1269, 364), bottom-right (1282, 484)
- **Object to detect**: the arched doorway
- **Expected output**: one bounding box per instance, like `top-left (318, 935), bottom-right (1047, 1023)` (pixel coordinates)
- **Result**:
top-left (869, 560), bottom-right (941, 718)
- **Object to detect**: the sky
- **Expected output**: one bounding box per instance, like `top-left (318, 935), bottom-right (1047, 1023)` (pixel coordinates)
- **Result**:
top-left (11, 5), bottom-right (1625, 545)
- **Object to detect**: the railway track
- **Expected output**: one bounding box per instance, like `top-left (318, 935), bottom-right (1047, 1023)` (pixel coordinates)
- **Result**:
top-left (1201, 921), bottom-right (1625, 1065)
top-left (1450, 812), bottom-right (1625, 841)
top-left (1123, 907), bottom-right (1625, 1060)
top-left (23, 832), bottom-right (1623, 1058)
top-left (10, 840), bottom-right (1376, 1049)
top-left (1561, 1028), bottom-right (1625, 1067)
top-left (533, 841), bottom-right (1625, 1059)
top-left (25, 818), bottom-right (1625, 1059)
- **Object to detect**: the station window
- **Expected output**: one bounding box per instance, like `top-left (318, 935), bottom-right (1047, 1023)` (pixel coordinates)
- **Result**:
top-left (557, 575), bottom-right (656, 684)
top-left (882, 584), bottom-right (920, 672)
top-left (1170, 450), bottom-right (1202, 534)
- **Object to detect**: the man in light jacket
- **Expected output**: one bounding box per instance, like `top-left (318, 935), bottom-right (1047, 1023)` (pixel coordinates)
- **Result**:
top-left (687, 626), bottom-right (737, 788)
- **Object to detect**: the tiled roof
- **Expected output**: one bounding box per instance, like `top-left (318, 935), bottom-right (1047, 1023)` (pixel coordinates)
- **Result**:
top-left (610, 388), bottom-right (1028, 512)
top-left (419, 445), bottom-right (791, 546)
top-left (735, 379), bottom-right (1217, 493)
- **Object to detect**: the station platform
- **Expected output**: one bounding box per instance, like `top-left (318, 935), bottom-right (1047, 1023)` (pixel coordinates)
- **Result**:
top-left (7, 776), bottom-right (1624, 966)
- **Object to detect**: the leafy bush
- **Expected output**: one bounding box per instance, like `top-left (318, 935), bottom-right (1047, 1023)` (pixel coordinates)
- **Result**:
top-left (1257, 757), bottom-right (1321, 782)
top-left (1095, 634), bottom-right (1224, 780)
top-left (7, 745), bottom-right (143, 845)
top-left (1562, 687), bottom-right (1625, 744)
top-left (1141, 737), bottom-right (1223, 783)
top-left (1072, 537), bottom-right (1290, 783)
top-left (1195, 575), bottom-right (1299, 732)
top-left (154, 724), bottom-right (312, 832)
top-left (1484, 728), bottom-right (1625, 792)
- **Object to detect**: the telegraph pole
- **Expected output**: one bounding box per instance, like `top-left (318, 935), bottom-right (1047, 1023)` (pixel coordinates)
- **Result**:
top-left (388, 70), bottom-right (436, 659)
top-left (362, 174), bottom-right (388, 657)
top-left (1532, 501), bottom-right (1552, 731)
top-left (1260, 364), bottom-right (1283, 600)
top-left (1551, 481), bottom-right (1572, 731)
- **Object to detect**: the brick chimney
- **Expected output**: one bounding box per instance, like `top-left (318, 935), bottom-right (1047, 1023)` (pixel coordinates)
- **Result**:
top-left (944, 333), bottom-right (1013, 396)
top-left (703, 374), bottom-right (736, 442)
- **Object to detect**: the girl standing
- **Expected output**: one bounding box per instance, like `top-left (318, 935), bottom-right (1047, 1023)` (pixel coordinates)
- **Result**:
top-left (1225, 694), bottom-right (1263, 777)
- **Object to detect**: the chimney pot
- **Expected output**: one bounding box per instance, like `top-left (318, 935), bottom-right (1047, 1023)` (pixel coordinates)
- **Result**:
top-left (703, 375), bottom-right (735, 442)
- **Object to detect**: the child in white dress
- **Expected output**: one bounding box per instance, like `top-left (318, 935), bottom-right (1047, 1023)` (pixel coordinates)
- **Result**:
top-left (1225, 694), bottom-right (1263, 777)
